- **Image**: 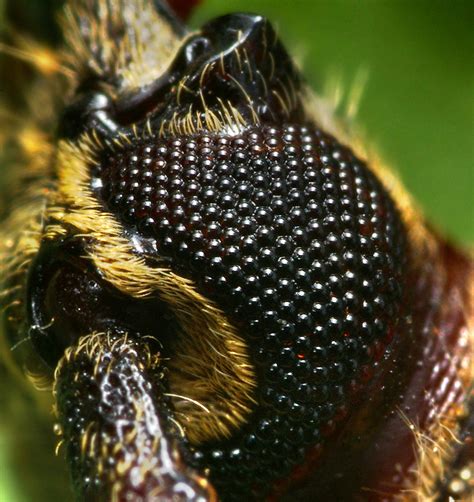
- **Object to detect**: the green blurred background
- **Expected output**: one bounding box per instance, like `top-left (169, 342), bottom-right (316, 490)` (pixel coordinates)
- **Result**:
top-left (0, 1), bottom-right (472, 501)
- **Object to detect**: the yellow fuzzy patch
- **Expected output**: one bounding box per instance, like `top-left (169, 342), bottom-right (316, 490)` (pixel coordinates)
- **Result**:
top-left (45, 137), bottom-right (256, 443)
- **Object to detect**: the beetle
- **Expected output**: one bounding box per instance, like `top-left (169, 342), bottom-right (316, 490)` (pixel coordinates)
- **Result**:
top-left (0, 1), bottom-right (472, 501)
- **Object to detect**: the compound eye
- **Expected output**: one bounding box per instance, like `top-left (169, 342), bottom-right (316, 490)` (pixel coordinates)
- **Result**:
top-left (27, 241), bottom-right (174, 368)
top-left (93, 123), bottom-right (409, 495)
